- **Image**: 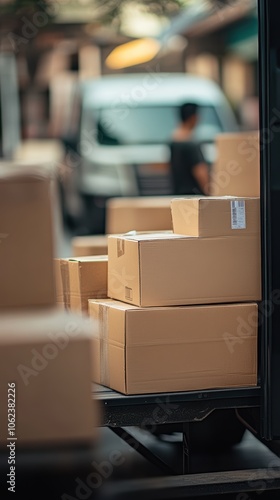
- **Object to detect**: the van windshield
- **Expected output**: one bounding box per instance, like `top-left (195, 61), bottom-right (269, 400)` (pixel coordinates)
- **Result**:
top-left (94, 105), bottom-right (223, 146)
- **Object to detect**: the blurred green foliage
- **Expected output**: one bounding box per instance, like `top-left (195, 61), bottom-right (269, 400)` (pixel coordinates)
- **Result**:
top-left (94, 0), bottom-right (189, 23)
top-left (0, 0), bottom-right (188, 17)
top-left (0, 0), bottom-right (49, 15)
top-left (0, 0), bottom-right (241, 24)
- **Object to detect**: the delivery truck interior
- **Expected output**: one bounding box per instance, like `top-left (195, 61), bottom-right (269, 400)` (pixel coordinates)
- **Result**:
top-left (4, 2), bottom-right (280, 499)
top-left (95, 1), bottom-right (280, 497)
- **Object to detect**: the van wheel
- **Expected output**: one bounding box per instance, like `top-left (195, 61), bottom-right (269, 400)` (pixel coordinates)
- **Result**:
top-left (189, 409), bottom-right (246, 451)
top-left (152, 409), bottom-right (246, 451)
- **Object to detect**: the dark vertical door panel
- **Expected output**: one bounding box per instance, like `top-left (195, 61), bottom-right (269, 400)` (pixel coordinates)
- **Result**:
top-left (259, 0), bottom-right (280, 439)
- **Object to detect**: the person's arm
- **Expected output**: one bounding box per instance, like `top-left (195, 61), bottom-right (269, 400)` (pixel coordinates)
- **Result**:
top-left (192, 162), bottom-right (210, 195)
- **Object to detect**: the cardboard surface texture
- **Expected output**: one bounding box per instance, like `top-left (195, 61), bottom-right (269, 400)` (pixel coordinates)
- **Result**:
top-left (108, 232), bottom-right (261, 307)
top-left (0, 309), bottom-right (99, 445)
top-left (211, 132), bottom-right (260, 197)
top-left (89, 299), bottom-right (258, 395)
top-left (171, 197), bottom-right (260, 238)
top-left (55, 256), bottom-right (108, 312)
top-left (54, 258), bottom-right (65, 309)
top-left (106, 196), bottom-right (174, 234)
top-left (0, 165), bottom-right (55, 309)
top-left (72, 235), bottom-right (108, 257)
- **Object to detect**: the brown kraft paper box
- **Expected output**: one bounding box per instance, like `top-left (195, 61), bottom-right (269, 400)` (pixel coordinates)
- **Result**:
top-left (55, 256), bottom-right (108, 313)
top-left (107, 232), bottom-right (261, 307)
top-left (0, 166), bottom-right (55, 309)
top-left (0, 309), bottom-right (100, 446)
top-left (72, 235), bottom-right (108, 257)
top-left (106, 196), bottom-right (174, 234)
top-left (89, 299), bottom-right (258, 395)
top-left (210, 132), bottom-right (260, 197)
top-left (171, 196), bottom-right (260, 238)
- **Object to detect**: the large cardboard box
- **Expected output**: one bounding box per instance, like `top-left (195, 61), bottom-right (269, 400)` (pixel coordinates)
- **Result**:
top-left (211, 132), bottom-right (260, 197)
top-left (108, 232), bottom-right (261, 307)
top-left (0, 166), bottom-right (55, 309)
top-left (0, 309), bottom-right (99, 446)
top-left (89, 299), bottom-right (258, 395)
top-left (55, 256), bottom-right (108, 313)
top-left (106, 196), bottom-right (174, 234)
top-left (171, 196), bottom-right (260, 238)
top-left (72, 235), bottom-right (108, 257)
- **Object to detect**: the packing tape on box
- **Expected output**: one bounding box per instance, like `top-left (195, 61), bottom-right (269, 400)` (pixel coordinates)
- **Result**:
top-left (117, 239), bottom-right (125, 257)
top-left (61, 261), bottom-right (70, 310)
top-left (98, 304), bottom-right (110, 387)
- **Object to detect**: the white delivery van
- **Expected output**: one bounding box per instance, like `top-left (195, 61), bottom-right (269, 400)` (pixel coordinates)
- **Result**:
top-left (61, 73), bottom-right (237, 232)
top-left (78, 73), bottom-right (237, 199)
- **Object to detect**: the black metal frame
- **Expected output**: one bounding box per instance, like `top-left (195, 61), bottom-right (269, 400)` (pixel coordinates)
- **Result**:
top-left (109, 426), bottom-right (177, 475)
top-left (95, 385), bottom-right (260, 428)
top-left (258, 0), bottom-right (280, 441)
top-left (97, 386), bottom-right (280, 499)
top-left (100, 469), bottom-right (280, 499)
top-left (94, 385), bottom-right (261, 476)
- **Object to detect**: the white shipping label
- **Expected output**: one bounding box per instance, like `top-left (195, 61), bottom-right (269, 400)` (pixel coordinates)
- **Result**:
top-left (231, 200), bottom-right (246, 230)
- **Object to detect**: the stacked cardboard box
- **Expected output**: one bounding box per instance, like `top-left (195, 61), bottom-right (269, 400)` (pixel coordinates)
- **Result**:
top-left (72, 235), bottom-right (108, 257)
top-left (107, 197), bottom-right (261, 307)
top-left (89, 299), bottom-right (257, 394)
top-left (55, 256), bottom-right (108, 313)
top-left (0, 165), bottom-right (55, 310)
top-left (0, 309), bottom-right (99, 445)
top-left (210, 132), bottom-right (260, 197)
top-left (106, 196), bottom-right (174, 234)
top-left (89, 196), bottom-right (260, 395)
top-left (0, 165), bottom-right (98, 446)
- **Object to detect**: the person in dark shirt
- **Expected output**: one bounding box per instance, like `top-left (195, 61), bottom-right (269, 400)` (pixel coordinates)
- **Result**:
top-left (170, 102), bottom-right (209, 195)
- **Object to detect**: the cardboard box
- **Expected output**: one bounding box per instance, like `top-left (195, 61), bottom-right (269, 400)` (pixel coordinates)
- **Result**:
top-left (55, 256), bottom-right (108, 313)
top-left (0, 166), bottom-right (55, 309)
top-left (0, 309), bottom-right (99, 446)
top-left (108, 232), bottom-right (261, 307)
top-left (72, 235), bottom-right (108, 257)
top-left (211, 132), bottom-right (260, 197)
top-left (106, 196), bottom-right (174, 234)
top-left (171, 197), bottom-right (260, 238)
top-left (89, 299), bottom-right (257, 395)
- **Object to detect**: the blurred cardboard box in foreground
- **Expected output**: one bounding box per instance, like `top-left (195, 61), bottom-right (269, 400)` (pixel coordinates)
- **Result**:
top-left (0, 309), bottom-right (99, 446)
top-left (0, 165), bottom-right (55, 310)
top-left (55, 256), bottom-right (108, 313)
top-left (106, 196), bottom-right (174, 234)
top-left (54, 258), bottom-right (65, 309)
top-left (108, 232), bottom-right (261, 307)
top-left (171, 197), bottom-right (260, 238)
top-left (89, 299), bottom-right (257, 395)
top-left (72, 235), bottom-right (108, 257)
top-left (211, 132), bottom-right (260, 197)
